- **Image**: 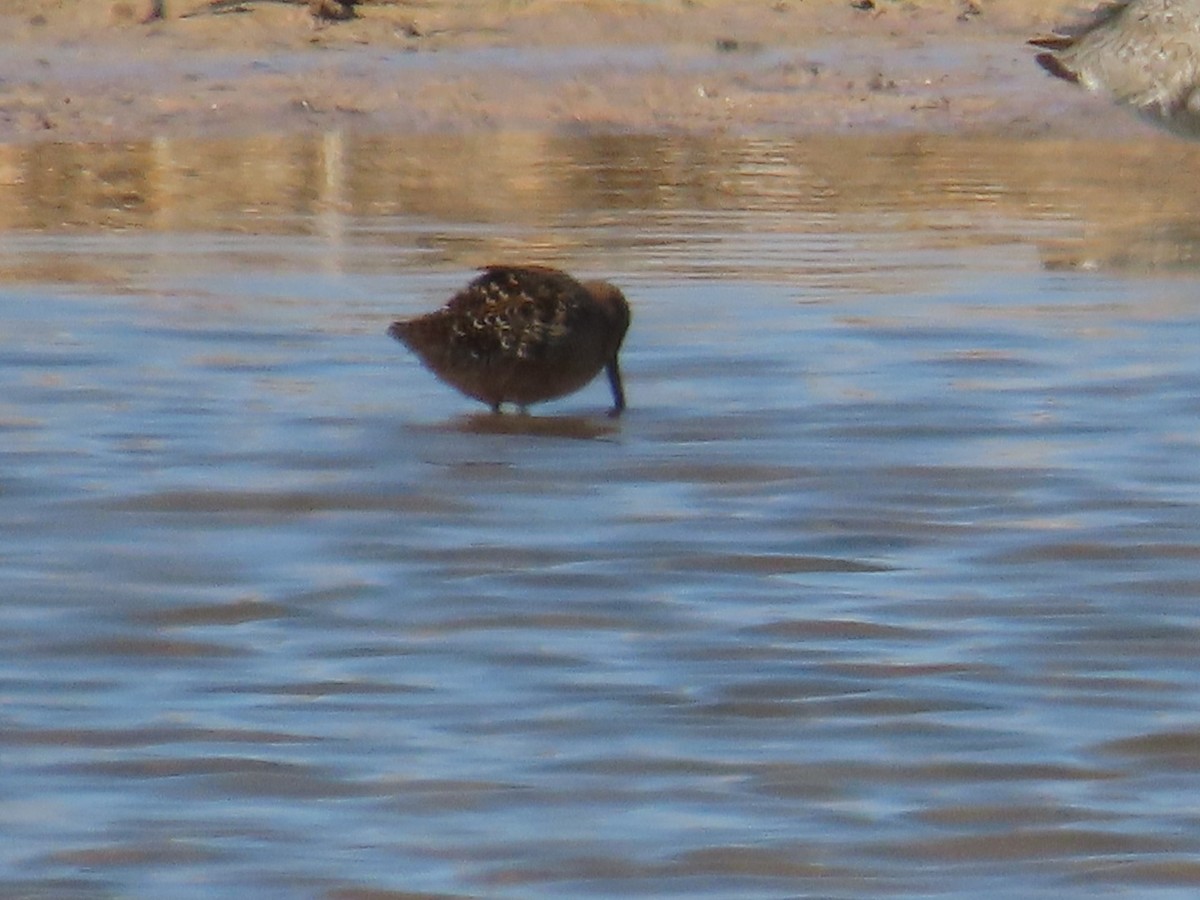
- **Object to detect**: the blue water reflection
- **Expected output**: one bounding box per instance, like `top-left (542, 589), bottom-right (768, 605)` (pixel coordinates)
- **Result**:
top-left (3, 132), bottom-right (1200, 898)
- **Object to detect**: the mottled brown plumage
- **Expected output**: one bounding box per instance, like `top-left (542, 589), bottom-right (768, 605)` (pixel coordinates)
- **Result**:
top-left (1031, 0), bottom-right (1200, 135)
top-left (388, 265), bottom-right (631, 415)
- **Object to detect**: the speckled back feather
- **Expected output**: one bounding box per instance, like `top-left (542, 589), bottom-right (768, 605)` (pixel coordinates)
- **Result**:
top-left (389, 265), bottom-right (630, 413)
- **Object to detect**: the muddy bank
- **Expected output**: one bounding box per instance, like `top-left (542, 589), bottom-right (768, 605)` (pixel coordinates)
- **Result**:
top-left (0, 0), bottom-right (1138, 144)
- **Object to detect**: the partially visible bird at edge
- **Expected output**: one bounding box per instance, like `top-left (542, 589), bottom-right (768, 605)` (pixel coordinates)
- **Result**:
top-left (1030, 0), bottom-right (1200, 136)
top-left (388, 265), bottom-right (631, 416)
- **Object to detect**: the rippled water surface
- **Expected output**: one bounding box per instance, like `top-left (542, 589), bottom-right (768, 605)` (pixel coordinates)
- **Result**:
top-left (6, 131), bottom-right (1200, 898)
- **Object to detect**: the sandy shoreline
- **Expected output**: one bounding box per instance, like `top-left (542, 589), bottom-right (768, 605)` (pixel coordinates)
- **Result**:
top-left (0, 0), bottom-right (1146, 145)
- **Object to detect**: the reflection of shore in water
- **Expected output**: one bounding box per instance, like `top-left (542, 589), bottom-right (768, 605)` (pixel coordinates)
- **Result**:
top-left (3, 130), bottom-right (1200, 279)
top-left (1040, 220), bottom-right (1200, 274)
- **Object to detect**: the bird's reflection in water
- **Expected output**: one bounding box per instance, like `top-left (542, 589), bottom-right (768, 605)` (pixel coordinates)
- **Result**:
top-left (448, 411), bottom-right (623, 441)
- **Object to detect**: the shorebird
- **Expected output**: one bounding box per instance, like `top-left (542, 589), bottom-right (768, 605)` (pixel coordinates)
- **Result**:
top-left (388, 265), bottom-right (631, 416)
top-left (1030, 0), bottom-right (1200, 135)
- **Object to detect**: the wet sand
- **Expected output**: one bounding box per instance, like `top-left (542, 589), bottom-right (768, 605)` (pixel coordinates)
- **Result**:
top-left (0, 0), bottom-right (1142, 143)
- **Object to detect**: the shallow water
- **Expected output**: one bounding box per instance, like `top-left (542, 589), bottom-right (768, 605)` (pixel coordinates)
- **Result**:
top-left (5, 130), bottom-right (1200, 898)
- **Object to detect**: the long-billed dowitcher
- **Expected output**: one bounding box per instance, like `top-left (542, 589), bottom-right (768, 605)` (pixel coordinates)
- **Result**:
top-left (388, 265), bottom-right (631, 416)
top-left (1031, 0), bottom-right (1200, 134)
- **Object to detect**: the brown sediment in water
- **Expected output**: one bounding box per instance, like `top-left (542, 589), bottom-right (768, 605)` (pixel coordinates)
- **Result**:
top-left (0, 0), bottom-right (1142, 144)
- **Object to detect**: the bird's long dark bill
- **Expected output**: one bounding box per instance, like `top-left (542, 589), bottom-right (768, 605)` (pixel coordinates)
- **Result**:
top-left (606, 358), bottom-right (626, 415)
